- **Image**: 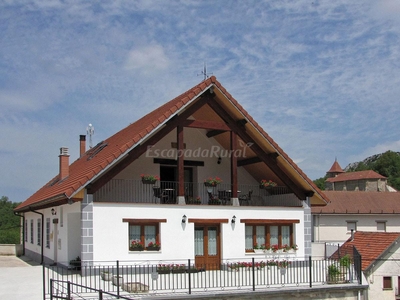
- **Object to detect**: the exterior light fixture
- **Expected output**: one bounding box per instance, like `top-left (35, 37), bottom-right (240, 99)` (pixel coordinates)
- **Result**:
top-left (217, 157), bottom-right (222, 164)
top-left (231, 215), bottom-right (236, 224)
top-left (51, 208), bottom-right (56, 215)
top-left (182, 215), bottom-right (187, 224)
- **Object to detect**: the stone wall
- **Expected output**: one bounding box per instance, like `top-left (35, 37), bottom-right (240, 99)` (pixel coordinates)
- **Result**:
top-left (0, 244), bottom-right (23, 256)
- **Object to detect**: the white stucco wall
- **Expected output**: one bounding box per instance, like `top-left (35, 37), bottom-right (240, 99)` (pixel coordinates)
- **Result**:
top-left (365, 244), bottom-right (400, 300)
top-left (92, 202), bottom-right (305, 264)
top-left (313, 214), bottom-right (400, 243)
top-left (23, 202), bottom-right (81, 264)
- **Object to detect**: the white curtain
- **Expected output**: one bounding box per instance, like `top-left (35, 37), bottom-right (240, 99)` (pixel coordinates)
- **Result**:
top-left (282, 225), bottom-right (290, 245)
top-left (270, 226), bottom-right (278, 245)
top-left (245, 226), bottom-right (253, 250)
top-left (195, 228), bottom-right (204, 255)
top-left (256, 226), bottom-right (265, 247)
top-left (129, 225), bottom-right (140, 243)
top-left (208, 228), bottom-right (217, 255)
top-left (144, 225), bottom-right (156, 246)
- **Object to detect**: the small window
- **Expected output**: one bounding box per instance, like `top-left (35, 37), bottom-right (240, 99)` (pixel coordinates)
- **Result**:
top-left (25, 220), bottom-right (28, 242)
top-left (383, 276), bottom-right (392, 289)
top-left (346, 221), bottom-right (357, 232)
top-left (377, 221), bottom-right (386, 232)
top-left (30, 220), bottom-right (34, 244)
top-left (37, 219), bottom-right (41, 246)
top-left (46, 218), bottom-right (50, 249)
top-left (128, 223), bottom-right (160, 250)
top-left (245, 223), bottom-right (295, 252)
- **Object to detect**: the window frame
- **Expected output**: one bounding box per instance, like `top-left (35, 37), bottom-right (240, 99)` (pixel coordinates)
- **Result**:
top-left (123, 218), bottom-right (166, 251)
top-left (46, 218), bottom-right (50, 249)
top-left (241, 219), bottom-right (299, 252)
top-left (383, 276), bottom-right (392, 289)
top-left (37, 218), bottom-right (41, 246)
top-left (30, 219), bottom-right (34, 244)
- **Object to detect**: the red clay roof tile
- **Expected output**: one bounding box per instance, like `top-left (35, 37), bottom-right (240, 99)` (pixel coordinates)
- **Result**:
top-left (326, 170), bottom-right (386, 183)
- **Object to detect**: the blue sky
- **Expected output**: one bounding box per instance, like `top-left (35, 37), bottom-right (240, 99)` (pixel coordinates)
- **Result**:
top-left (1, 0), bottom-right (400, 202)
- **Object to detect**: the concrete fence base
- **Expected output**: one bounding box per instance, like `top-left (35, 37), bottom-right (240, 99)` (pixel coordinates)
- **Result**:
top-left (0, 244), bottom-right (23, 256)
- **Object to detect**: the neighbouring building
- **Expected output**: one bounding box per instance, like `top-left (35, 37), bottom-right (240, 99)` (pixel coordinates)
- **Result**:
top-left (334, 231), bottom-right (400, 300)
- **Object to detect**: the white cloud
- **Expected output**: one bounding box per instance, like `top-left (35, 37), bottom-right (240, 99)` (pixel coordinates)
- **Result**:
top-left (125, 45), bottom-right (170, 74)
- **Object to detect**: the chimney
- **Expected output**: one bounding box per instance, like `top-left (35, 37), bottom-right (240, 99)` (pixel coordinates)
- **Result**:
top-left (59, 147), bottom-right (70, 180)
top-left (79, 135), bottom-right (86, 157)
top-left (350, 229), bottom-right (354, 241)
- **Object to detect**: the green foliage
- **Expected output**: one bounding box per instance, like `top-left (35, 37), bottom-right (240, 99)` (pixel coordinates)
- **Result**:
top-left (313, 176), bottom-right (327, 190)
top-left (351, 151), bottom-right (400, 191)
top-left (0, 196), bottom-right (22, 244)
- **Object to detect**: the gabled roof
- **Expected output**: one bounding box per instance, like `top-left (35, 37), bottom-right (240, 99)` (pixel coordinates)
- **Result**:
top-left (326, 170), bottom-right (386, 183)
top-left (335, 231), bottom-right (400, 271)
top-left (15, 76), bottom-right (328, 212)
top-left (312, 191), bottom-right (400, 214)
top-left (327, 159), bottom-right (344, 174)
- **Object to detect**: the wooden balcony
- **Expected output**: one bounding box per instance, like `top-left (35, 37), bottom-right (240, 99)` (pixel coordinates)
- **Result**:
top-left (93, 180), bottom-right (302, 207)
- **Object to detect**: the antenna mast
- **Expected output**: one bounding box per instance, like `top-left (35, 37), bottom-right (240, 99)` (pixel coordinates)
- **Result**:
top-left (198, 62), bottom-right (212, 81)
top-left (86, 123), bottom-right (95, 148)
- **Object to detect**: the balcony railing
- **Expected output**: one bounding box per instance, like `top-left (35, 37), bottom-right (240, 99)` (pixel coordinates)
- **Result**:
top-left (93, 180), bottom-right (302, 207)
top-left (45, 256), bottom-right (362, 299)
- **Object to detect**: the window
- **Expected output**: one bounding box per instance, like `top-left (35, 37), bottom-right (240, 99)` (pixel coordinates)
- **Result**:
top-left (245, 223), bottom-right (295, 251)
top-left (25, 220), bottom-right (28, 242)
top-left (377, 221), bottom-right (386, 232)
top-left (46, 218), bottom-right (50, 249)
top-left (123, 218), bottom-right (166, 251)
top-left (37, 219), bottom-right (41, 246)
top-left (346, 221), bottom-right (357, 232)
top-left (383, 276), bottom-right (392, 289)
top-left (60, 207), bottom-right (63, 227)
top-left (30, 220), bottom-right (34, 244)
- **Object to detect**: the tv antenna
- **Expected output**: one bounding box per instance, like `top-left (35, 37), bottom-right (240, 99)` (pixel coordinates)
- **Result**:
top-left (86, 123), bottom-right (95, 148)
top-left (198, 62), bottom-right (212, 81)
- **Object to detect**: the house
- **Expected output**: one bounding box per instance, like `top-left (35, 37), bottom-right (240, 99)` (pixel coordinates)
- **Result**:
top-left (15, 76), bottom-right (328, 269)
top-left (312, 159), bottom-right (400, 254)
top-left (325, 159), bottom-right (390, 192)
top-left (334, 231), bottom-right (400, 300)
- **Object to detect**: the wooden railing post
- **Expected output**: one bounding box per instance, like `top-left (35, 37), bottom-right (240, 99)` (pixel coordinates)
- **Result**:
top-left (309, 256), bottom-right (312, 288)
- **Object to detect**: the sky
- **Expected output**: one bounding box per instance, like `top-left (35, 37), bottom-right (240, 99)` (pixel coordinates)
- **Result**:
top-left (1, 0), bottom-right (400, 202)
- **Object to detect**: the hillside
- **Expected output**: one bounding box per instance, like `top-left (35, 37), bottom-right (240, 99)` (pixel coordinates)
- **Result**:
top-left (314, 150), bottom-right (400, 191)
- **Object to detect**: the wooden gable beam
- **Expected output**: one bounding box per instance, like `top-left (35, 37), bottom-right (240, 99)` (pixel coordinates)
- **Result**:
top-left (182, 119), bottom-right (231, 131)
top-left (87, 97), bottom-right (209, 194)
top-left (205, 97), bottom-right (309, 200)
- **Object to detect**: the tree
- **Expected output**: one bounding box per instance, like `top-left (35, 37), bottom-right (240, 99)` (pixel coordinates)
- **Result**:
top-left (0, 196), bottom-right (22, 244)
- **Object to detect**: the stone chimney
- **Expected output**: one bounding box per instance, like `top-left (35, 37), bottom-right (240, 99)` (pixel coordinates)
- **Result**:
top-left (79, 135), bottom-right (86, 157)
top-left (59, 147), bottom-right (69, 180)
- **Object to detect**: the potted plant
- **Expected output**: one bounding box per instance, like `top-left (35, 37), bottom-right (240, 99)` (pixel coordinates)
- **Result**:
top-left (204, 177), bottom-right (222, 187)
top-left (112, 275), bottom-right (123, 286)
top-left (277, 260), bottom-right (290, 275)
top-left (282, 244), bottom-right (291, 252)
top-left (327, 264), bottom-right (343, 283)
top-left (129, 240), bottom-right (144, 251)
top-left (69, 256), bottom-right (81, 270)
top-left (140, 174), bottom-right (160, 184)
top-left (290, 244), bottom-right (298, 252)
top-left (146, 241), bottom-right (161, 251)
top-left (271, 244), bottom-right (280, 253)
top-left (259, 179), bottom-right (277, 189)
top-left (172, 264), bottom-right (186, 274)
top-left (187, 196), bottom-right (201, 205)
top-left (253, 243), bottom-right (265, 253)
top-left (157, 264), bottom-right (172, 274)
top-left (208, 197), bottom-right (221, 205)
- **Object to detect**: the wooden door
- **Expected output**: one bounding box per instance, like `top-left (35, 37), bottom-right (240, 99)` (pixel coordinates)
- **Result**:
top-left (194, 225), bottom-right (220, 270)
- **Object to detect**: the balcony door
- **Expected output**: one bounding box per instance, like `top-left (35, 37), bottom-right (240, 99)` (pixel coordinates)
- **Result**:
top-left (160, 166), bottom-right (193, 198)
top-left (194, 225), bottom-right (221, 270)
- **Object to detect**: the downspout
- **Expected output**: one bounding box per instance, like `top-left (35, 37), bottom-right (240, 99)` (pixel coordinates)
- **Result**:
top-left (29, 207), bottom-right (44, 265)
top-left (13, 212), bottom-right (25, 256)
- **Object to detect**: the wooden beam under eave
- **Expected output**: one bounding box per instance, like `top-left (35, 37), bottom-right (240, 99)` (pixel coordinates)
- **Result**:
top-left (177, 125), bottom-right (184, 196)
top-left (230, 131), bottom-right (238, 198)
top-left (237, 157), bottom-right (262, 167)
top-left (87, 97), bottom-right (209, 194)
top-left (207, 100), bottom-right (308, 200)
top-left (182, 119), bottom-right (231, 131)
top-left (206, 130), bottom-right (226, 138)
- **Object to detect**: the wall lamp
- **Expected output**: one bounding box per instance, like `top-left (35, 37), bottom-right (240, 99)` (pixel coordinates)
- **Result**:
top-left (217, 157), bottom-right (222, 164)
top-left (51, 208), bottom-right (57, 215)
top-left (182, 215), bottom-right (187, 224)
top-left (231, 215), bottom-right (236, 224)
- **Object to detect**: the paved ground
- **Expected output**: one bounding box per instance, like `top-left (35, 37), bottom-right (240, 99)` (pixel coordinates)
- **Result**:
top-left (0, 256), bottom-right (43, 300)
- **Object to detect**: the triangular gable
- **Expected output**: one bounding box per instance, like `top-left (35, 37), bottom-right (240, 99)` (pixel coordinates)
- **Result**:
top-left (16, 76), bottom-right (328, 212)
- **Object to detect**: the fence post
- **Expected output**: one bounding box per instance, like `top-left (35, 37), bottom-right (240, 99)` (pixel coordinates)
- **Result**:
top-left (116, 260), bottom-right (120, 298)
top-left (42, 263), bottom-right (46, 300)
top-left (188, 259), bottom-right (192, 295)
top-left (67, 281), bottom-right (71, 300)
top-left (49, 279), bottom-right (53, 300)
top-left (99, 289), bottom-right (103, 300)
top-left (309, 256), bottom-right (312, 288)
top-left (252, 257), bottom-right (255, 291)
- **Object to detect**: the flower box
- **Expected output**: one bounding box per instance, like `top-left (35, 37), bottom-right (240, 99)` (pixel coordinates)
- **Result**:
top-left (129, 247), bottom-right (144, 251)
top-left (172, 269), bottom-right (186, 274)
top-left (208, 199), bottom-right (221, 205)
top-left (112, 275), bottom-right (123, 286)
top-left (157, 269), bottom-right (171, 274)
top-left (254, 249), bottom-right (264, 254)
top-left (100, 271), bottom-right (112, 281)
top-left (142, 179), bottom-right (157, 184)
top-left (146, 246), bottom-right (160, 251)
